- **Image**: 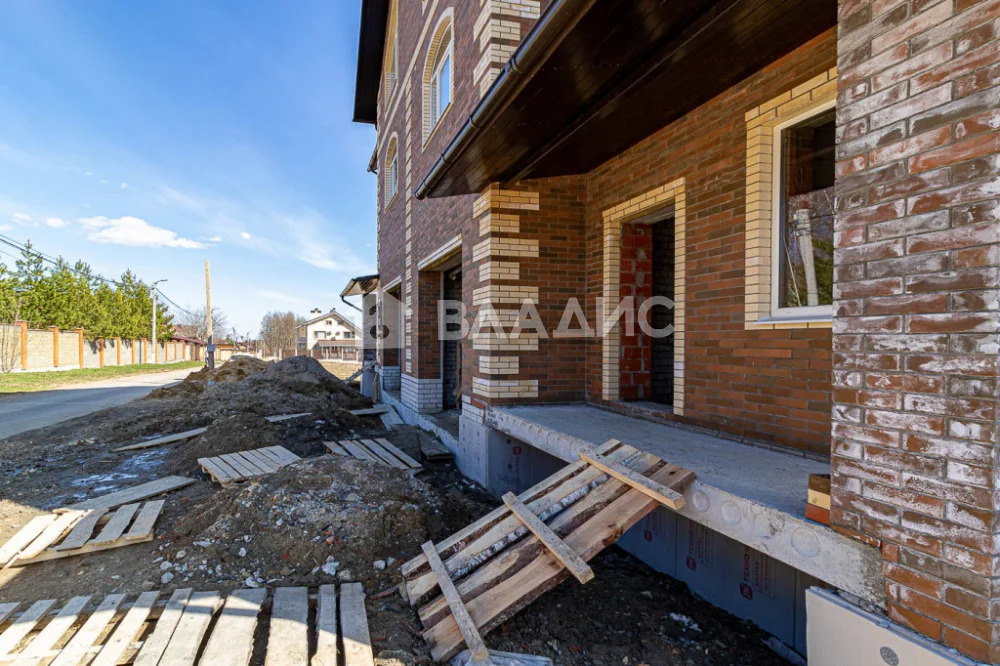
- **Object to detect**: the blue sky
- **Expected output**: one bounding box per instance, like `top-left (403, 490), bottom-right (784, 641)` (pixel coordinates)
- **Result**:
top-left (0, 1), bottom-right (376, 335)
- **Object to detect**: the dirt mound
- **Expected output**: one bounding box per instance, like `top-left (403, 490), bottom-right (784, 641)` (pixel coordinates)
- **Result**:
top-left (174, 413), bottom-right (286, 471)
top-left (168, 455), bottom-right (460, 591)
top-left (185, 356), bottom-right (270, 383)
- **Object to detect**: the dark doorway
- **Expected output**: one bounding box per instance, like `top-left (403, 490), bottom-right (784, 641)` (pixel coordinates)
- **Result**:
top-left (650, 217), bottom-right (674, 406)
top-left (442, 266), bottom-right (463, 409)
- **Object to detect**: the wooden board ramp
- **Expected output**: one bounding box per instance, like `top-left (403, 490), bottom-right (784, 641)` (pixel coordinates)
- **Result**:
top-left (58, 476), bottom-right (195, 513)
top-left (198, 446), bottom-right (301, 486)
top-left (325, 439), bottom-right (423, 472)
top-left (1, 501), bottom-right (164, 568)
top-left (112, 413), bottom-right (313, 452)
top-left (0, 586), bottom-right (373, 665)
top-left (400, 439), bottom-right (695, 662)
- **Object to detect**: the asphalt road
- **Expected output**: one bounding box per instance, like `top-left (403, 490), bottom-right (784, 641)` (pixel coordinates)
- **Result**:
top-left (0, 367), bottom-right (196, 441)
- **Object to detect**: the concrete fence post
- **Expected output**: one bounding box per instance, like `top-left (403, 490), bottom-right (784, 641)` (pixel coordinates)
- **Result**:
top-left (15, 320), bottom-right (27, 370)
top-left (76, 329), bottom-right (84, 369)
top-left (49, 326), bottom-right (59, 367)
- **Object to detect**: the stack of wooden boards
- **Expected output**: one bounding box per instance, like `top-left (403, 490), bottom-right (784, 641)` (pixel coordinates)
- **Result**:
top-left (401, 439), bottom-right (695, 662)
top-left (0, 501), bottom-right (164, 568)
top-left (325, 439), bottom-right (423, 472)
top-left (805, 473), bottom-right (831, 525)
top-left (0, 585), bottom-right (374, 665)
top-left (198, 445), bottom-right (301, 486)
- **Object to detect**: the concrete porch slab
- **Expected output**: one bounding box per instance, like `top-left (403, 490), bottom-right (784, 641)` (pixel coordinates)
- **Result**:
top-left (486, 404), bottom-right (884, 606)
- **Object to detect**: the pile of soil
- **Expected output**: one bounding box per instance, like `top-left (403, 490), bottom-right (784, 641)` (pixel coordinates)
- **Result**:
top-left (182, 355), bottom-right (270, 383)
top-left (163, 456), bottom-right (469, 592)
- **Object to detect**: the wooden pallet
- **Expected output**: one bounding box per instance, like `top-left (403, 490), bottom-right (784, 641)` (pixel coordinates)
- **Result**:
top-left (59, 476), bottom-right (195, 513)
top-left (400, 439), bottom-right (695, 661)
top-left (0, 585), bottom-right (373, 665)
top-left (325, 438), bottom-right (422, 472)
top-left (0, 501), bottom-right (164, 568)
top-left (197, 446), bottom-right (301, 486)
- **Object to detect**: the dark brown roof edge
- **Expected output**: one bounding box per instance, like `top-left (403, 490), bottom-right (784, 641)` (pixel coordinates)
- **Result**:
top-left (413, 0), bottom-right (594, 200)
top-left (353, 0), bottom-right (389, 124)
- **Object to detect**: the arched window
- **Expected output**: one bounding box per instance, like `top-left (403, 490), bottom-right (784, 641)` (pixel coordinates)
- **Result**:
top-left (384, 136), bottom-right (399, 208)
top-left (422, 12), bottom-right (453, 143)
top-left (383, 0), bottom-right (399, 101)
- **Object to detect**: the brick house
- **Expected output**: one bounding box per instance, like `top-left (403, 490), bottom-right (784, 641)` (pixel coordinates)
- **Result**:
top-left (350, 0), bottom-right (1000, 661)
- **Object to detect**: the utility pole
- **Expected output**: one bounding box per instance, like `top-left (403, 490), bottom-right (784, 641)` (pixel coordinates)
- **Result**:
top-left (205, 260), bottom-right (215, 369)
top-left (151, 279), bottom-right (168, 364)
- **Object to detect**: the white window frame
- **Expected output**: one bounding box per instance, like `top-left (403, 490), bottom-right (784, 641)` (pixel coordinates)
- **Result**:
top-left (385, 138), bottom-right (399, 208)
top-left (767, 98), bottom-right (836, 323)
top-left (427, 31), bottom-right (452, 132)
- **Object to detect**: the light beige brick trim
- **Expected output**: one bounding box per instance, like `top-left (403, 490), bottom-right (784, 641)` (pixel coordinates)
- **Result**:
top-left (744, 66), bottom-right (837, 330)
top-left (473, 377), bottom-right (538, 399)
top-left (479, 211), bottom-right (520, 236)
top-left (479, 355), bottom-right (519, 375)
top-left (601, 179), bottom-right (687, 414)
top-left (479, 261), bottom-right (519, 282)
top-left (472, 237), bottom-right (539, 262)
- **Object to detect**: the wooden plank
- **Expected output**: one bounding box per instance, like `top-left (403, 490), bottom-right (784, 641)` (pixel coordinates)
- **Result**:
top-left (502, 492), bottom-right (594, 584)
top-left (0, 603), bottom-right (18, 625)
top-left (420, 542), bottom-right (489, 662)
top-left (349, 406), bottom-right (390, 416)
top-left (339, 583), bottom-right (375, 666)
top-left (199, 588), bottom-right (267, 666)
top-left (229, 452), bottom-right (269, 476)
top-left (421, 453), bottom-right (680, 661)
top-left (262, 446), bottom-right (301, 466)
top-left (53, 509), bottom-right (109, 551)
top-left (241, 449), bottom-right (280, 473)
top-left (112, 428), bottom-right (208, 453)
top-left (9, 532), bottom-right (154, 566)
top-left (404, 440), bottom-right (632, 602)
top-left (264, 587), bottom-right (308, 666)
top-left (375, 438), bottom-right (422, 470)
top-left (157, 590), bottom-right (223, 666)
top-left (359, 439), bottom-right (407, 469)
top-left (340, 440), bottom-right (379, 464)
top-left (0, 515), bottom-right (58, 567)
top-left (579, 448), bottom-right (692, 510)
top-left (324, 441), bottom-right (348, 456)
top-left (17, 513), bottom-right (83, 559)
top-left (88, 503), bottom-right (140, 546)
top-left (90, 591), bottom-right (159, 666)
top-left (218, 453), bottom-right (259, 479)
top-left (313, 585), bottom-right (338, 666)
top-left (124, 501), bottom-right (164, 541)
top-left (12, 595), bottom-right (91, 664)
top-left (419, 435), bottom-right (454, 461)
top-left (253, 448), bottom-right (287, 468)
top-left (199, 456), bottom-right (239, 484)
top-left (265, 412), bottom-right (312, 423)
top-left (131, 589), bottom-right (192, 666)
top-left (60, 476), bottom-right (195, 512)
top-left (807, 488), bottom-right (831, 510)
top-left (49, 594), bottom-right (126, 666)
top-left (0, 600), bottom-right (56, 657)
top-left (379, 406), bottom-right (404, 430)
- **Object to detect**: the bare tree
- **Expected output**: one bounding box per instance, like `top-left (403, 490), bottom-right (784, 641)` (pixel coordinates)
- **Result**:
top-left (177, 306), bottom-right (229, 340)
top-left (0, 301), bottom-right (22, 374)
top-left (259, 311), bottom-right (299, 356)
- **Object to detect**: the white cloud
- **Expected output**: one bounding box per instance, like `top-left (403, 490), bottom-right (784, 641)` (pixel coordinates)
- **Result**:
top-left (120, 182), bottom-right (128, 189)
top-left (240, 231), bottom-right (252, 240)
top-left (12, 212), bottom-right (30, 222)
top-left (0, 223), bottom-right (11, 232)
top-left (44, 217), bottom-right (66, 228)
top-left (79, 216), bottom-right (206, 249)
top-left (207, 236), bottom-right (222, 242)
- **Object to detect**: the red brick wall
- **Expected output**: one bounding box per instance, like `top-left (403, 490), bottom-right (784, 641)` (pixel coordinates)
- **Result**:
top-left (619, 223), bottom-right (653, 401)
top-left (832, 0), bottom-right (1000, 660)
top-left (583, 29), bottom-right (839, 455)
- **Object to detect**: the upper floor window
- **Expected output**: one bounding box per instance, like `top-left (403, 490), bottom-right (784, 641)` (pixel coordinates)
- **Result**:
top-left (773, 106), bottom-right (835, 317)
top-left (384, 0), bottom-right (399, 101)
top-left (385, 136), bottom-right (399, 207)
top-left (422, 13), bottom-right (453, 143)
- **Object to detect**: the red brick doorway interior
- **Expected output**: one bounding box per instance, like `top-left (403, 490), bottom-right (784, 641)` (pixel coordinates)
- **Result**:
top-left (620, 214), bottom-right (675, 407)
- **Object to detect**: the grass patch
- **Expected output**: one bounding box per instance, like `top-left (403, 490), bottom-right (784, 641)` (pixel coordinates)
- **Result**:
top-left (0, 361), bottom-right (204, 394)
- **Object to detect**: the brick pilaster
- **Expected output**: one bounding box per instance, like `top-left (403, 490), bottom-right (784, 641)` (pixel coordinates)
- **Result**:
top-left (472, 0), bottom-right (540, 97)
top-left (833, 0), bottom-right (1000, 660)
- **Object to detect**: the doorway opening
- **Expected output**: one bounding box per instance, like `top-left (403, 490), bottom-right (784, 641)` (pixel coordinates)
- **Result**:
top-left (650, 216), bottom-right (674, 406)
top-left (442, 264), bottom-right (463, 410)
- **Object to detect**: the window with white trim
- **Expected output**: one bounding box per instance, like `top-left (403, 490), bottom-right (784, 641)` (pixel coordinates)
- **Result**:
top-left (383, 0), bottom-right (398, 101)
top-left (384, 137), bottom-right (399, 207)
top-left (771, 104), bottom-right (835, 318)
top-left (422, 14), bottom-right (453, 143)
top-left (428, 28), bottom-right (451, 127)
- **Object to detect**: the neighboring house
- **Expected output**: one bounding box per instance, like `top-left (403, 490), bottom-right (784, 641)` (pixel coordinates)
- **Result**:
top-left (351, 1), bottom-right (1000, 662)
top-left (294, 309), bottom-right (361, 351)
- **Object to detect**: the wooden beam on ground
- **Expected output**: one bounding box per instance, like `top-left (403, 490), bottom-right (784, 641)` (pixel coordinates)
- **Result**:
top-left (340, 583), bottom-right (375, 666)
top-left (349, 405), bottom-right (390, 416)
top-left (502, 492), bottom-right (594, 584)
top-left (0, 600), bottom-right (56, 657)
top-left (421, 542), bottom-right (489, 662)
top-left (112, 428), bottom-right (208, 452)
top-left (157, 591), bottom-right (223, 666)
top-left (59, 476), bottom-right (195, 512)
top-left (264, 587), bottom-right (309, 666)
top-left (13, 595), bottom-right (92, 664)
top-left (265, 412), bottom-right (312, 423)
top-left (199, 588), bottom-right (267, 666)
top-left (0, 515), bottom-right (58, 567)
top-left (132, 589), bottom-right (192, 666)
top-left (313, 585), bottom-right (339, 665)
top-left (324, 441), bottom-right (348, 456)
top-left (578, 448), bottom-right (692, 510)
top-left (359, 439), bottom-right (408, 469)
top-left (375, 438), bottom-right (422, 470)
top-left (90, 591), bottom-right (160, 666)
top-left (49, 595), bottom-right (126, 666)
